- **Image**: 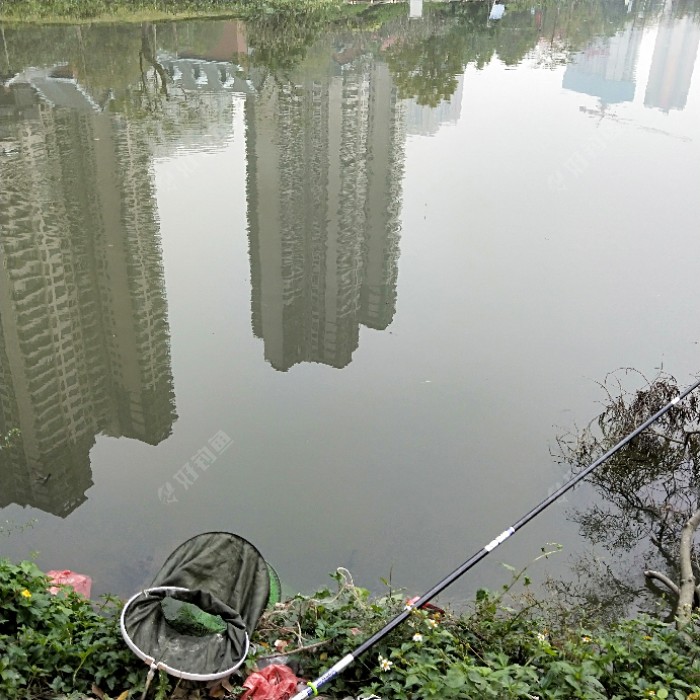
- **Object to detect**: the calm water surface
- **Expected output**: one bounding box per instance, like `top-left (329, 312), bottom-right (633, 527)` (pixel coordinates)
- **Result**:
top-left (1, 0), bottom-right (700, 604)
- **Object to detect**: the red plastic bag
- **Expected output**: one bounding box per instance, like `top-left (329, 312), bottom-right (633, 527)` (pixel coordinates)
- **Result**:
top-left (46, 570), bottom-right (92, 598)
top-left (240, 665), bottom-right (300, 700)
top-left (406, 595), bottom-right (444, 615)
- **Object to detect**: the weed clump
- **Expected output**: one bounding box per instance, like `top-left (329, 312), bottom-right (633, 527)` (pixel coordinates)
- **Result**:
top-left (3, 558), bottom-right (700, 699)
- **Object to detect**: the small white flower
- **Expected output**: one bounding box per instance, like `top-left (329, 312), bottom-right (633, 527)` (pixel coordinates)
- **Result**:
top-left (426, 618), bottom-right (438, 629)
top-left (536, 632), bottom-right (547, 643)
top-left (378, 655), bottom-right (393, 672)
top-left (412, 633), bottom-right (423, 643)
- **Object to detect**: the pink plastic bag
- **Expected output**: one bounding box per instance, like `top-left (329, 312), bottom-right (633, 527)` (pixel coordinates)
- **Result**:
top-left (240, 665), bottom-right (300, 700)
top-left (46, 570), bottom-right (92, 598)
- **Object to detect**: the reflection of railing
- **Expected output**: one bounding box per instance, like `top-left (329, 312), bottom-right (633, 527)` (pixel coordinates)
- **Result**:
top-left (4, 65), bottom-right (103, 112)
top-left (157, 56), bottom-right (252, 94)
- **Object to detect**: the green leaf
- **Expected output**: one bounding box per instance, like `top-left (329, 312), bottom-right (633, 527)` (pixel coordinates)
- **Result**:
top-left (405, 674), bottom-right (421, 687)
top-left (444, 668), bottom-right (467, 690)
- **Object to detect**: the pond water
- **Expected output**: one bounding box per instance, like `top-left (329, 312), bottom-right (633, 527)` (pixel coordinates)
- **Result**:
top-left (1, 0), bottom-right (700, 607)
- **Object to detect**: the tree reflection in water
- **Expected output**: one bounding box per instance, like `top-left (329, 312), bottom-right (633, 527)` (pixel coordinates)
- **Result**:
top-left (555, 370), bottom-right (700, 622)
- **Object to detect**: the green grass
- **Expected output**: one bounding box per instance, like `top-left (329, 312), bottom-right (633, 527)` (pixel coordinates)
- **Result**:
top-left (3, 556), bottom-right (700, 699)
top-left (1, 0), bottom-right (231, 23)
top-left (0, 0), bottom-right (345, 23)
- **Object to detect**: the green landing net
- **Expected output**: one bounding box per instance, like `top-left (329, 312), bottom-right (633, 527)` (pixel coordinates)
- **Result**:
top-left (267, 562), bottom-right (282, 608)
top-left (120, 532), bottom-right (276, 682)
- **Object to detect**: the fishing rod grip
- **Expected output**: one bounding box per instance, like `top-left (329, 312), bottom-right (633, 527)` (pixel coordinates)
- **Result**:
top-left (289, 654), bottom-right (354, 700)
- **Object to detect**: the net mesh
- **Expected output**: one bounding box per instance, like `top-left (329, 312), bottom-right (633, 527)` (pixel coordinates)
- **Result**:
top-left (121, 532), bottom-right (271, 679)
top-left (161, 596), bottom-right (228, 637)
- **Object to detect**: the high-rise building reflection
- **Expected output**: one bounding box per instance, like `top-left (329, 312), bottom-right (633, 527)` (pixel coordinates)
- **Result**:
top-left (246, 57), bottom-right (405, 371)
top-left (644, 2), bottom-right (700, 112)
top-left (0, 84), bottom-right (177, 517)
top-left (562, 21), bottom-right (645, 105)
top-left (404, 73), bottom-right (464, 137)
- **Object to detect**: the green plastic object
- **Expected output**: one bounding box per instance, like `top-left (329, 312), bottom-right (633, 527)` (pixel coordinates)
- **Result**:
top-left (160, 596), bottom-right (227, 637)
top-left (267, 563), bottom-right (282, 608)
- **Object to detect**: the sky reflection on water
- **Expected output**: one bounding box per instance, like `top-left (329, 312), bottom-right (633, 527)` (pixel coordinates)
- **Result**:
top-left (1, 0), bottom-right (700, 606)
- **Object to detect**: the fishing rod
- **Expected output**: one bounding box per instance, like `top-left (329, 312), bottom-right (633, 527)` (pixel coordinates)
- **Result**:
top-left (290, 376), bottom-right (700, 700)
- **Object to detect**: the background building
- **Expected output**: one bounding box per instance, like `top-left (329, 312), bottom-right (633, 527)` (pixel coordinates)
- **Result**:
top-left (403, 73), bottom-right (464, 137)
top-left (0, 85), bottom-right (176, 517)
top-left (246, 55), bottom-right (405, 371)
top-left (644, 5), bottom-right (700, 111)
top-left (562, 21), bottom-right (646, 104)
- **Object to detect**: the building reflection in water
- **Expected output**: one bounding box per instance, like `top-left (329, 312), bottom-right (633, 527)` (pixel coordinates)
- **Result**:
top-left (0, 15), bottom-right (468, 515)
top-left (0, 81), bottom-right (177, 517)
top-left (403, 73), bottom-right (464, 137)
top-left (644, 0), bottom-right (700, 112)
top-left (246, 56), bottom-right (405, 371)
top-left (562, 1), bottom-right (699, 114)
top-left (562, 20), bottom-right (645, 105)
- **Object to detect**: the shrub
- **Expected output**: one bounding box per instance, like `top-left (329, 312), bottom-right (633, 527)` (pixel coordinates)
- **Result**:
top-left (0, 558), bottom-right (146, 699)
top-left (3, 558), bottom-right (700, 699)
top-left (250, 569), bottom-right (700, 700)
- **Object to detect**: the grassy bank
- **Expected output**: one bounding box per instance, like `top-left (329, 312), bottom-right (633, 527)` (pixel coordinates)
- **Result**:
top-left (3, 557), bottom-right (700, 699)
top-left (0, 8), bottom-right (240, 24)
top-left (0, 0), bottom-right (341, 24)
